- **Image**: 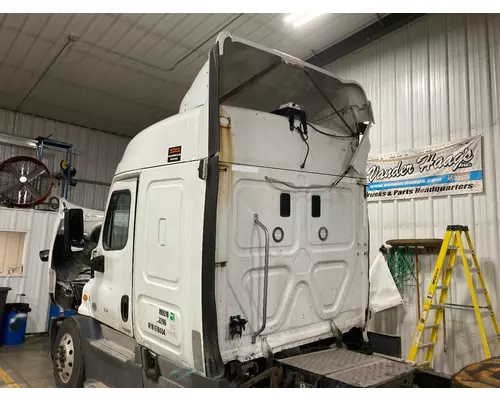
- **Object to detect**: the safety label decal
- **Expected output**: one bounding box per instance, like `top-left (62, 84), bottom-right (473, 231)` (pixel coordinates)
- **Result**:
top-left (167, 146), bottom-right (182, 163)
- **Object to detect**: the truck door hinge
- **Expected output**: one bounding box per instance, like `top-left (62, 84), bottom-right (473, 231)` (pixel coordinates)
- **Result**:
top-left (198, 158), bottom-right (208, 180)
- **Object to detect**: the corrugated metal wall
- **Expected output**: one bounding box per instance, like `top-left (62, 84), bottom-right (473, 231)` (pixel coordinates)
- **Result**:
top-left (0, 109), bottom-right (130, 334)
top-left (327, 14), bottom-right (500, 374)
top-left (0, 209), bottom-right (59, 333)
top-left (0, 107), bottom-right (130, 210)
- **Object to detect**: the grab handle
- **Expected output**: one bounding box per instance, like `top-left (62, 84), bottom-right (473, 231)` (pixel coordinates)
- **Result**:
top-left (252, 213), bottom-right (270, 344)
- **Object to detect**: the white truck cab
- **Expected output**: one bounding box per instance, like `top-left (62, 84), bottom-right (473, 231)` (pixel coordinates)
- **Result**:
top-left (40, 32), bottom-right (425, 388)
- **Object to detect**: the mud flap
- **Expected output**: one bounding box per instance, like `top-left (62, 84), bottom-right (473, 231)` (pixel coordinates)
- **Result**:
top-left (141, 348), bottom-right (160, 382)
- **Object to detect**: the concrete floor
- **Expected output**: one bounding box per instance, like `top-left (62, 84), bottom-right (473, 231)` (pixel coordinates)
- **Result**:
top-left (0, 335), bottom-right (55, 388)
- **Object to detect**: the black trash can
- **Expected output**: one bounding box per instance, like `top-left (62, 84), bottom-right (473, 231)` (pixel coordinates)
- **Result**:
top-left (0, 287), bottom-right (10, 322)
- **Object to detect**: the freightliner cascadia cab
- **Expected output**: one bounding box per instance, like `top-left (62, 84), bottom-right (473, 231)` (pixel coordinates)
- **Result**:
top-left (43, 31), bottom-right (376, 388)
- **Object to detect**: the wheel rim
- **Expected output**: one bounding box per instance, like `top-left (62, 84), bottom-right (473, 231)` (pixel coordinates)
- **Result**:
top-left (56, 333), bottom-right (75, 384)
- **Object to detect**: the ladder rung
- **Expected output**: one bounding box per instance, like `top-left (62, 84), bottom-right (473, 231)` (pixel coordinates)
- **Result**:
top-left (417, 361), bottom-right (431, 368)
top-left (487, 334), bottom-right (500, 342)
top-left (476, 288), bottom-right (487, 294)
top-left (436, 285), bottom-right (448, 290)
top-left (419, 343), bottom-right (435, 349)
top-left (424, 324), bottom-right (440, 330)
top-left (430, 304), bottom-right (445, 310)
top-left (448, 246), bottom-right (473, 254)
top-left (469, 268), bottom-right (479, 273)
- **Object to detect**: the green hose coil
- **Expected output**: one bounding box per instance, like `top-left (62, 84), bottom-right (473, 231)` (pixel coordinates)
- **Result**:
top-left (386, 247), bottom-right (420, 294)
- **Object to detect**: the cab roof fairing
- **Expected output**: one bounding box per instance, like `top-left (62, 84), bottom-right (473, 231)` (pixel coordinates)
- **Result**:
top-left (180, 31), bottom-right (374, 137)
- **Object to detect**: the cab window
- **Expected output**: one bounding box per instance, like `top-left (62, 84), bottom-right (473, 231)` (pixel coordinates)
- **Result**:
top-left (103, 190), bottom-right (131, 251)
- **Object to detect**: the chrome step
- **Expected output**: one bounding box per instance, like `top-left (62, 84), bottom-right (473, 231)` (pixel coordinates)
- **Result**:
top-left (419, 343), bottom-right (435, 349)
top-left (424, 324), bottom-right (440, 330)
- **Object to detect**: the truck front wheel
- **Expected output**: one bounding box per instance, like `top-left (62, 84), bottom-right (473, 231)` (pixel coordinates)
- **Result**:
top-left (53, 317), bottom-right (86, 388)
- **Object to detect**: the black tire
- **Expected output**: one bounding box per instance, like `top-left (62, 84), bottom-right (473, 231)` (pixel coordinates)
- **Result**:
top-left (53, 317), bottom-right (86, 388)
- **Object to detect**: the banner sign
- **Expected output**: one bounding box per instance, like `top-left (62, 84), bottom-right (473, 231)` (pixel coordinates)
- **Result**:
top-left (366, 136), bottom-right (483, 201)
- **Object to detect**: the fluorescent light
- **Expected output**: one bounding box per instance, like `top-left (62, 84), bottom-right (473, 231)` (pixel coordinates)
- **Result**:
top-left (292, 13), bottom-right (324, 27)
top-left (284, 13), bottom-right (305, 23)
top-left (284, 13), bottom-right (324, 27)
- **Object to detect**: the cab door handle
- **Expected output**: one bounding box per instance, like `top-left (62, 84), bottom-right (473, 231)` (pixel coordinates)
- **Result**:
top-left (121, 295), bottom-right (129, 322)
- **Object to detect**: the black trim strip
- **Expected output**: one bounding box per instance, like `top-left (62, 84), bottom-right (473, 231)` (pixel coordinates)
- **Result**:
top-left (208, 44), bottom-right (220, 157)
top-left (200, 43), bottom-right (224, 378)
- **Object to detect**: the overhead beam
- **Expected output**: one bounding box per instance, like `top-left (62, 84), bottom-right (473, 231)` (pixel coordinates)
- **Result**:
top-left (306, 13), bottom-right (427, 67)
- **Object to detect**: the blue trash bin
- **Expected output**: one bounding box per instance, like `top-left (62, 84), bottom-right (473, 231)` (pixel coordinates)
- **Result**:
top-left (0, 303), bottom-right (31, 346)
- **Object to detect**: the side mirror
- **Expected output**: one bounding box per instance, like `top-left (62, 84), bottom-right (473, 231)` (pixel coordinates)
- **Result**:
top-left (39, 249), bottom-right (50, 262)
top-left (89, 255), bottom-right (105, 274)
top-left (64, 208), bottom-right (85, 252)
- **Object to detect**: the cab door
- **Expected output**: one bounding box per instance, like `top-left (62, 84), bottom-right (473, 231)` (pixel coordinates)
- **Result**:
top-left (132, 162), bottom-right (206, 369)
top-left (89, 178), bottom-right (137, 336)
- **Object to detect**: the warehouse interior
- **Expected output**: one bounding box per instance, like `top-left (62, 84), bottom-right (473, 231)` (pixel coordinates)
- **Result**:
top-left (0, 12), bottom-right (499, 388)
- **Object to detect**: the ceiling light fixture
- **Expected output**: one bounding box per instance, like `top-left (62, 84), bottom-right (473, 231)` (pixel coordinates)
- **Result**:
top-left (284, 13), bottom-right (324, 28)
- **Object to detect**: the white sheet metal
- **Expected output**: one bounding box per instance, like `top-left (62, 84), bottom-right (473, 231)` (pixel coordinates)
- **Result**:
top-left (0, 208), bottom-right (59, 333)
top-left (327, 13), bottom-right (500, 375)
top-left (369, 253), bottom-right (403, 313)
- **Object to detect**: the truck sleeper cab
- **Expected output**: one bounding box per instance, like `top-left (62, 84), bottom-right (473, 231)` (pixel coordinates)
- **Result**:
top-left (41, 32), bottom-right (424, 388)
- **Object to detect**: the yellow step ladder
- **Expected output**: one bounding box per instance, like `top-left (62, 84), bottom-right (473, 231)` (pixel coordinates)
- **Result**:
top-left (408, 225), bottom-right (500, 366)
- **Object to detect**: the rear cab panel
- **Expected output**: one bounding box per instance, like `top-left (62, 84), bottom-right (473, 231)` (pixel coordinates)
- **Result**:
top-left (215, 106), bottom-right (369, 362)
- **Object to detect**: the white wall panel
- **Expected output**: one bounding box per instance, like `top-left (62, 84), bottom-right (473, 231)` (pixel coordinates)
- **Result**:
top-left (0, 107), bottom-right (130, 210)
top-left (0, 208), bottom-right (59, 333)
top-left (327, 13), bottom-right (500, 375)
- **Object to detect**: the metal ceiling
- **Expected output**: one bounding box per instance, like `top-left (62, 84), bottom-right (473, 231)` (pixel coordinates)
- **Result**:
top-left (0, 13), bottom-right (382, 137)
